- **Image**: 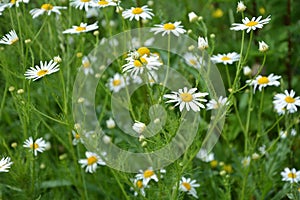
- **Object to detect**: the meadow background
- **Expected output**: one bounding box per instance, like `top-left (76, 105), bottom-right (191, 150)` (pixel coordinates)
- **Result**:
top-left (1, 0), bottom-right (300, 199)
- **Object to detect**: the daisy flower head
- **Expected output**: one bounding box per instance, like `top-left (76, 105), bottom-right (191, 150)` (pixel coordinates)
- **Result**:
top-left (106, 117), bottom-right (116, 129)
top-left (206, 96), bottom-right (229, 110)
top-left (246, 74), bottom-right (281, 93)
top-left (29, 4), bottom-right (67, 19)
top-left (183, 52), bottom-right (203, 69)
top-left (188, 12), bottom-right (198, 23)
top-left (81, 56), bottom-right (94, 75)
top-left (237, 1), bottom-right (246, 13)
top-left (0, 157), bottom-right (13, 173)
top-left (0, 0), bottom-right (29, 9)
top-left (122, 54), bottom-right (162, 78)
top-left (164, 87), bottom-right (208, 112)
top-left (122, 5), bottom-right (154, 21)
top-left (151, 21), bottom-right (186, 37)
top-left (230, 15), bottom-right (271, 33)
top-left (281, 168), bottom-right (300, 183)
top-left (211, 52), bottom-right (240, 65)
top-left (23, 137), bottom-right (47, 156)
top-left (258, 41), bottom-right (269, 52)
top-left (107, 73), bottom-right (127, 93)
top-left (72, 130), bottom-right (84, 145)
top-left (135, 167), bottom-right (158, 186)
top-left (198, 36), bottom-right (209, 50)
top-left (24, 60), bottom-right (60, 81)
top-left (78, 151), bottom-right (106, 173)
top-left (179, 176), bottom-right (200, 199)
top-left (70, 0), bottom-right (93, 11)
top-left (91, 0), bottom-right (117, 8)
top-left (241, 156), bottom-right (250, 167)
top-left (132, 121), bottom-right (146, 135)
top-left (273, 90), bottom-right (300, 114)
top-left (63, 22), bottom-right (98, 34)
top-left (196, 149), bottom-right (214, 162)
top-left (0, 29), bottom-right (19, 45)
top-left (130, 178), bottom-right (148, 197)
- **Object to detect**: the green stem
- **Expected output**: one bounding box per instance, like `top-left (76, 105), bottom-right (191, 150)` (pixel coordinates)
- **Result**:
top-left (244, 88), bottom-right (253, 154)
top-left (161, 34), bottom-right (171, 97)
top-left (258, 89), bottom-right (264, 134)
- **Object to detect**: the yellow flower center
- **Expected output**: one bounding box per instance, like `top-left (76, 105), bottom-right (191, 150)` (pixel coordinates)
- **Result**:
top-left (76, 26), bottom-right (87, 32)
top-left (180, 93), bottom-right (193, 102)
top-left (246, 21), bottom-right (259, 27)
top-left (10, 0), bottom-right (16, 4)
top-left (163, 23), bottom-right (176, 30)
top-left (223, 164), bottom-right (233, 173)
top-left (288, 172), bottom-right (296, 179)
top-left (75, 133), bottom-right (80, 139)
top-left (212, 8), bottom-right (223, 18)
top-left (30, 143), bottom-right (39, 150)
top-left (182, 182), bottom-right (191, 191)
top-left (189, 59), bottom-right (197, 66)
top-left (11, 38), bottom-right (19, 44)
top-left (83, 61), bottom-right (90, 68)
top-left (132, 7), bottom-right (144, 14)
top-left (41, 4), bottom-right (53, 10)
top-left (133, 58), bottom-right (147, 67)
top-left (37, 70), bottom-right (48, 77)
top-left (285, 96), bottom-right (295, 103)
top-left (98, 0), bottom-right (108, 5)
top-left (210, 160), bottom-right (218, 168)
top-left (87, 156), bottom-right (98, 165)
top-left (137, 47), bottom-right (150, 57)
top-left (136, 180), bottom-right (143, 188)
top-left (221, 56), bottom-right (231, 61)
top-left (257, 76), bottom-right (269, 84)
top-left (143, 169), bottom-right (154, 178)
top-left (81, 0), bottom-right (91, 2)
top-left (113, 79), bottom-right (121, 86)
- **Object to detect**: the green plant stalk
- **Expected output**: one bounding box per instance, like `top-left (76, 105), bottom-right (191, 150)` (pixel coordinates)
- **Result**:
top-left (258, 88), bottom-right (265, 134)
top-left (161, 34), bottom-right (171, 97)
top-left (110, 170), bottom-right (130, 200)
top-left (245, 88), bottom-right (253, 154)
top-left (77, 146), bottom-right (89, 200)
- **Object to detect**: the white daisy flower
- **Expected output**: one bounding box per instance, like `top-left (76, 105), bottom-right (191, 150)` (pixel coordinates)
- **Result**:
top-left (0, 6), bottom-right (4, 15)
top-left (164, 87), bottom-right (208, 112)
top-left (132, 121), bottom-right (146, 134)
top-left (0, 0), bottom-right (29, 9)
top-left (196, 149), bottom-right (214, 162)
top-left (246, 74), bottom-right (281, 93)
top-left (70, 0), bottom-right (93, 11)
top-left (198, 36), bottom-right (209, 50)
top-left (291, 128), bottom-right (297, 136)
top-left (179, 176), bottom-right (200, 199)
top-left (122, 54), bottom-right (162, 78)
top-left (243, 66), bottom-right (252, 76)
top-left (281, 168), bottom-right (300, 183)
top-left (107, 73), bottom-right (127, 93)
top-left (230, 15), bottom-right (271, 33)
top-left (0, 157), bottom-right (13, 173)
top-left (273, 90), bottom-right (300, 114)
top-left (29, 3), bottom-right (67, 19)
top-left (0, 29), bottom-right (19, 45)
top-left (135, 167), bottom-right (158, 186)
top-left (122, 5), bottom-right (154, 21)
top-left (23, 137), bottom-right (47, 156)
top-left (72, 130), bottom-right (84, 145)
top-left (188, 12), bottom-right (198, 23)
top-left (237, 1), bottom-right (246, 13)
top-left (81, 56), bottom-right (94, 75)
top-left (211, 52), bottom-right (240, 65)
top-left (241, 156), bottom-right (250, 167)
top-left (24, 60), bottom-right (60, 81)
top-left (91, 0), bottom-right (117, 8)
top-left (63, 22), bottom-right (98, 34)
top-left (206, 96), bottom-right (229, 110)
top-left (130, 178), bottom-right (148, 197)
top-left (106, 117), bottom-right (116, 129)
top-left (78, 151), bottom-right (106, 173)
top-left (258, 41), bottom-right (269, 52)
top-left (151, 21), bottom-right (186, 37)
top-left (183, 52), bottom-right (202, 69)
